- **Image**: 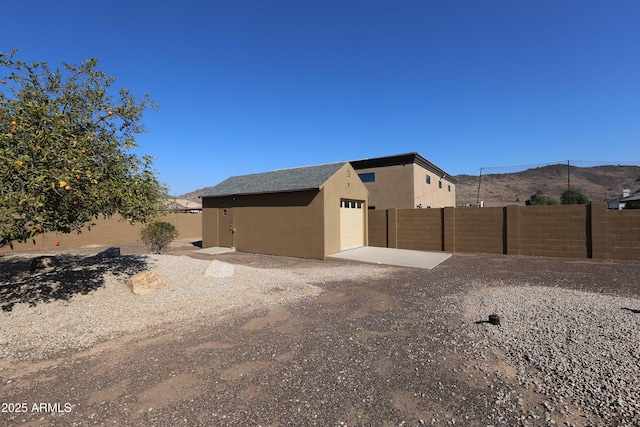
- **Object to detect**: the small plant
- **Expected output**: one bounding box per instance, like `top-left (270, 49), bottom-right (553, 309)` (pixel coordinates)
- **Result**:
top-left (140, 221), bottom-right (178, 254)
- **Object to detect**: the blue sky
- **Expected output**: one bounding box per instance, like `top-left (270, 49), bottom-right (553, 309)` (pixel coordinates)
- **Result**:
top-left (5, 0), bottom-right (639, 195)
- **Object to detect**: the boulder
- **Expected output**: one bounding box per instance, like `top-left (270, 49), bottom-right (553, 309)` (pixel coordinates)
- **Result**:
top-left (29, 255), bottom-right (58, 272)
top-left (127, 271), bottom-right (166, 295)
top-left (203, 260), bottom-right (235, 278)
top-left (95, 247), bottom-right (121, 258)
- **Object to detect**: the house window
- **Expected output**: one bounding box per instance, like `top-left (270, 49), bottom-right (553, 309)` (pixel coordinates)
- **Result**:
top-left (426, 175), bottom-right (431, 184)
top-left (346, 169), bottom-right (351, 178)
top-left (341, 200), bottom-right (363, 209)
top-left (223, 209), bottom-right (228, 216)
top-left (358, 172), bottom-right (375, 183)
top-left (448, 185), bottom-right (451, 192)
top-left (439, 181), bottom-right (442, 189)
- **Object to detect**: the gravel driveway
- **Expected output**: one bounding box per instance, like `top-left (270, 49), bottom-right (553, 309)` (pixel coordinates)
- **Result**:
top-left (1, 241), bottom-right (639, 426)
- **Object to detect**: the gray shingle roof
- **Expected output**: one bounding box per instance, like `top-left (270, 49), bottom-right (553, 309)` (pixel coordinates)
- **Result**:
top-left (200, 162), bottom-right (346, 198)
top-left (621, 191), bottom-right (640, 202)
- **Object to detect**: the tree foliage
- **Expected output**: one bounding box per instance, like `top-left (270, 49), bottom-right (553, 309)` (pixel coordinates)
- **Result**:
top-left (0, 50), bottom-right (166, 248)
top-left (526, 190), bottom-right (559, 206)
top-left (560, 188), bottom-right (589, 205)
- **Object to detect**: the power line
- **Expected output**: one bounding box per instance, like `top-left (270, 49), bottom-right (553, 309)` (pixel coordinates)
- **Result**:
top-left (469, 160), bottom-right (640, 205)
top-left (477, 160), bottom-right (640, 174)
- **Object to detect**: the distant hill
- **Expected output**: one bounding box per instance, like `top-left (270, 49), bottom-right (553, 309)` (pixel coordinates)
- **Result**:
top-left (455, 164), bottom-right (640, 206)
top-left (176, 187), bottom-right (209, 204)
top-left (178, 165), bottom-right (640, 207)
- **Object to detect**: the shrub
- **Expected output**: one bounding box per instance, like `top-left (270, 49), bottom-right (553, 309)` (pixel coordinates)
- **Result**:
top-left (560, 188), bottom-right (589, 205)
top-left (140, 221), bottom-right (179, 254)
top-left (526, 191), bottom-right (559, 205)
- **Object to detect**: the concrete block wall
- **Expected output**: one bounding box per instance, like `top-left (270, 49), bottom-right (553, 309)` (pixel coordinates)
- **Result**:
top-left (367, 210), bottom-right (388, 248)
top-left (396, 209), bottom-right (442, 251)
top-left (515, 205), bottom-right (588, 258)
top-left (370, 203), bottom-right (640, 261)
top-left (605, 208), bottom-right (640, 260)
top-left (453, 207), bottom-right (504, 254)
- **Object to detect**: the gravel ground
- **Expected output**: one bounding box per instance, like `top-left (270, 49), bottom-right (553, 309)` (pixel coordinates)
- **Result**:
top-left (450, 285), bottom-right (640, 426)
top-left (0, 249), bottom-right (395, 361)
top-left (1, 243), bottom-right (640, 426)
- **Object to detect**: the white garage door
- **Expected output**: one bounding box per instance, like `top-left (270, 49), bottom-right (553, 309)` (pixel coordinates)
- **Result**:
top-left (340, 200), bottom-right (364, 250)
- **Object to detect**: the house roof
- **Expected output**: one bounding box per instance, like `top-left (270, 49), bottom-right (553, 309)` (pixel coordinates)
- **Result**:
top-left (349, 152), bottom-right (459, 183)
top-left (165, 198), bottom-right (202, 210)
top-left (608, 191), bottom-right (640, 203)
top-left (200, 162), bottom-right (347, 198)
top-left (620, 191), bottom-right (640, 203)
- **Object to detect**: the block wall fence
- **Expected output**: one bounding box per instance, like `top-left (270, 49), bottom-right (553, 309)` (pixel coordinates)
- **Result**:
top-left (3, 205), bottom-right (637, 260)
top-left (1, 214), bottom-right (202, 252)
top-left (368, 203), bottom-right (640, 261)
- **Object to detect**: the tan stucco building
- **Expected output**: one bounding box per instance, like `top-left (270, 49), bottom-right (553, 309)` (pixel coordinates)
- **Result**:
top-left (351, 152), bottom-right (457, 209)
top-left (200, 162), bottom-right (368, 259)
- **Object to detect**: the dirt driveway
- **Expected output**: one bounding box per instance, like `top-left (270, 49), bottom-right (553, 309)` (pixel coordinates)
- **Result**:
top-left (1, 242), bottom-right (639, 426)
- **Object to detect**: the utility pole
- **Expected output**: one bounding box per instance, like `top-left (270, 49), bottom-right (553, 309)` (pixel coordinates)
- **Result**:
top-left (567, 160), bottom-right (570, 191)
top-left (476, 167), bottom-right (483, 207)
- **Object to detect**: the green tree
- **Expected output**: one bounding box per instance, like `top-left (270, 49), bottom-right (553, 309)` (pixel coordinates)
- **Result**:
top-left (0, 50), bottom-right (166, 248)
top-left (526, 190), bottom-right (559, 205)
top-left (560, 188), bottom-right (589, 205)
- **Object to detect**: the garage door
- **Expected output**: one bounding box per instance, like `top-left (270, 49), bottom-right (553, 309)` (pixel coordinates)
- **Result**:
top-left (340, 200), bottom-right (364, 250)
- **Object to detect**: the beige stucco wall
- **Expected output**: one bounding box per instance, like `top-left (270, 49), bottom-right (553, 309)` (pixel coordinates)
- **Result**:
top-left (1, 213), bottom-right (202, 252)
top-left (413, 164), bottom-right (456, 208)
top-left (201, 200), bottom-right (219, 249)
top-left (201, 163), bottom-right (369, 259)
top-left (322, 163), bottom-right (369, 256)
top-left (202, 191), bottom-right (326, 259)
top-left (356, 164), bottom-right (415, 209)
top-left (356, 163), bottom-right (456, 209)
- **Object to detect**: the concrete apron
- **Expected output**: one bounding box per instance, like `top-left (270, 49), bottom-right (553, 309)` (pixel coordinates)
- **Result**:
top-left (193, 247), bottom-right (236, 255)
top-left (328, 246), bottom-right (451, 270)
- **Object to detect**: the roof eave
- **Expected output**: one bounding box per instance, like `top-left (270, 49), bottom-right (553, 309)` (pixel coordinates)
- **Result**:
top-left (350, 152), bottom-right (458, 183)
top-left (201, 187), bottom-right (321, 199)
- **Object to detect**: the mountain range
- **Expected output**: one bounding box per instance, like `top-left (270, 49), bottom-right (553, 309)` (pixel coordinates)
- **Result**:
top-left (178, 164), bottom-right (640, 206)
top-left (455, 164), bottom-right (640, 206)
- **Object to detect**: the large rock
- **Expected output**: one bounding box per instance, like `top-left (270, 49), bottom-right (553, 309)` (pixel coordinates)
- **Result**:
top-left (95, 247), bottom-right (120, 258)
top-left (203, 260), bottom-right (235, 278)
top-left (127, 271), bottom-right (166, 295)
top-left (29, 255), bottom-right (58, 272)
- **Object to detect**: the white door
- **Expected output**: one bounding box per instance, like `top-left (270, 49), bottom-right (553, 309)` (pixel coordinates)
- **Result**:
top-left (340, 200), bottom-right (364, 250)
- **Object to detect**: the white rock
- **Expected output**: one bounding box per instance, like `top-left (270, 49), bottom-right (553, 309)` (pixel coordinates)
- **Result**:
top-left (203, 260), bottom-right (235, 278)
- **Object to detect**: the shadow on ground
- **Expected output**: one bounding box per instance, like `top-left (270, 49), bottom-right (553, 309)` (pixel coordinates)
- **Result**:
top-left (0, 253), bottom-right (148, 312)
